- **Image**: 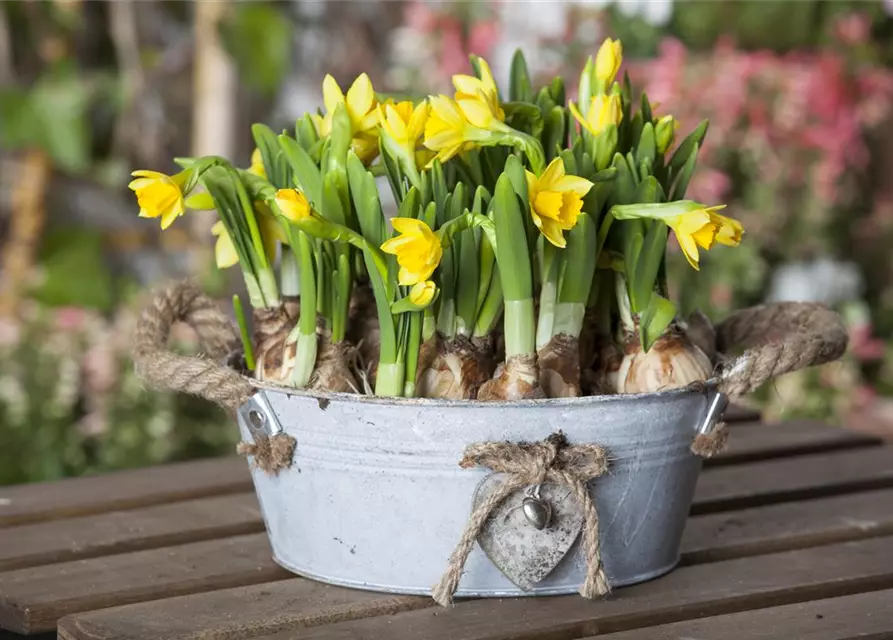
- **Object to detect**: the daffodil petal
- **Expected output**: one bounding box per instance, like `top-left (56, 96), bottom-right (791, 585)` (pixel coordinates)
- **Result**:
top-left (322, 74), bottom-right (344, 114)
top-left (554, 175), bottom-right (594, 195)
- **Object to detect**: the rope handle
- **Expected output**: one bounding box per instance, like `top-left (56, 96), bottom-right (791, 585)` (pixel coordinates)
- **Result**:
top-left (132, 281), bottom-right (256, 414)
top-left (715, 302), bottom-right (848, 398)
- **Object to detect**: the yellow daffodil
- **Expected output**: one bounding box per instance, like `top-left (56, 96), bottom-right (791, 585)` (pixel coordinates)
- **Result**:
top-left (320, 73), bottom-right (380, 164)
top-left (380, 218), bottom-right (443, 286)
top-left (594, 38), bottom-right (622, 86)
top-left (378, 100), bottom-right (429, 160)
top-left (569, 93), bottom-right (623, 137)
top-left (129, 169), bottom-right (189, 230)
top-left (249, 148), bottom-right (266, 178)
top-left (610, 201), bottom-right (744, 270)
top-left (655, 115), bottom-right (679, 153)
top-left (423, 95), bottom-right (497, 165)
top-left (409, 280), bottom-right (437, 307)
top-left (525, 158), bottom-right (594, 248)
top-left (452, 57), bottom-right (505, 125)
top-left (275, 189), bottom-right (312, 222)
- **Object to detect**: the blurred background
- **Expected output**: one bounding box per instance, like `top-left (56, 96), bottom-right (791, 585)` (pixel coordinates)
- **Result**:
top-left (2, 0), bottom-right (893, 485)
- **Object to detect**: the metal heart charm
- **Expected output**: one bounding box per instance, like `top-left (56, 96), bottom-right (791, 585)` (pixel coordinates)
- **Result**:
top-left (472, 473), bottom-right (584, 591)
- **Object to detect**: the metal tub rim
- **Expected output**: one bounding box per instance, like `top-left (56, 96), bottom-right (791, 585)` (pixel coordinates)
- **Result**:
top-left (249, 377), bottom-right (721, 410)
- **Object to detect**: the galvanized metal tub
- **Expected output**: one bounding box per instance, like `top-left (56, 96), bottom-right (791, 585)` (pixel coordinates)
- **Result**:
top-left (236, 383), bottom-right (725, 598)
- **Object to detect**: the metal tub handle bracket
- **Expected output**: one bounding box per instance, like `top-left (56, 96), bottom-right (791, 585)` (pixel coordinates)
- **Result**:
top-left (238, 391), bottom-right (284, 441)
top-left (697, 389), bottom-right (729, 436)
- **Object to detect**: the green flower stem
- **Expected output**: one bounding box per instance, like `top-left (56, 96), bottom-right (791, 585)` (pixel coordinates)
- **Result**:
top-left (232, 295), bottom-right (255, 371)
top-left (280, 247), bottom-right (300, 297)
top-left (554, 212), bottom-right (598, 340)
top-left (535, 243), bottom-right (559, 350)
top-left (492, 174), bottom-right (535, 358)
top-left (422, 306), bottom-right (436, 341)
top-left (472, 271), bottom-right (503, 338)
top-left (375, 361), bottom-right (406, 397)
top-left (403, 311), bottom-right (422, 397)
top-left (504, 299), bottom-right (536, 357)
top-left (616, 272), bottom-right (635, 334)
top-left (290, 233), bottom-right (318, 388)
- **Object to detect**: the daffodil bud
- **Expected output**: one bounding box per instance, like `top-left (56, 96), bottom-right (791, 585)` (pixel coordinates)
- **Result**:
top-left (594, 38), bottom-right (622, 87)
top-left (655, 115), bottom-right (677, 153)
top-left (409, 280), bottom-right (437, 307)
top-left (275, 189), bottom-right (312, 222)
top-left (591, 94), bottom-right (623, 134)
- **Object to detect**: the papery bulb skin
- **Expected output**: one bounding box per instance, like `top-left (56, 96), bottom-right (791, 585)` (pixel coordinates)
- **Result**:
top-left (537, 333), bottom-right (581, 398)
top-left (308, 334), bottom-right (359, 393)
top-left (617, 326), bottom-right (712, 394)
top-left (253, 306), bottom-right (297, 385)
top-left (416, 334), bottom-right (494, 400)
top-left (478, 354), bottom-right (546, 401)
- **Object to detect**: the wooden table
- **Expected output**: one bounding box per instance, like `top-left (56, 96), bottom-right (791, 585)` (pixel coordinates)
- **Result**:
top-left (3, 407), bottom-right (893, 640)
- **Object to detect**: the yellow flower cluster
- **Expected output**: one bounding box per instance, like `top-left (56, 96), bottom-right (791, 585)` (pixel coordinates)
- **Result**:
top-left (526, 158), bottom-right (594, 248)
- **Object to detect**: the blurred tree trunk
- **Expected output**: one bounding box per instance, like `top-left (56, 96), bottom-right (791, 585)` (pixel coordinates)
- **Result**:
top-left (188, 0), bottom-right (236, 276)
top-left (0, 150), bottom-right (51, 318)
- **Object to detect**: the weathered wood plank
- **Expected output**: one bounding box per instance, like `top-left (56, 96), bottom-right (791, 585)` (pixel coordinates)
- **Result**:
top-left (709, 420), bottom-right (880, 467)
top-left (56, 580), bottom-right (431, 640)
top-left (682, 487), bottom-right (893, 564)
top-left (0, 457), bottom-right (250, 528)
top-left (0, 493), bottom-right (262, 572)
top-left (0, 533), bottom-right (288, 634)
top-left (694, 447), bottom-right (893, 514)
top-left (57, 536), bottom-right (893, 640)
top-left (723, 404), bottom-right (761, 423)
top-left (594, 589), bottom-right (893, 639)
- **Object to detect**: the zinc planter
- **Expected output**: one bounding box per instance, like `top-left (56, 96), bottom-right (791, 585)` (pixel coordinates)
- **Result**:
top-left (133, 283), bottom-right (849, 602)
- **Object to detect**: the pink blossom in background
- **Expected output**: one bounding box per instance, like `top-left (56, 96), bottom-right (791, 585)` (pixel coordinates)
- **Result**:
top-left (833, 12), bottom-right (872, 46)
top-left (468, 21), bottom-right (499, 59)
top-left (54, 307), bottom-right (89, 332)
top-left (403, 1), bottom-right (438, 33)
top-left (849, 323), bottom-right (886, 362)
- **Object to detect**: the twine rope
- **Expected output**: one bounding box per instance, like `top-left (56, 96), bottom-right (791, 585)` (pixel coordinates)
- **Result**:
top-left (716, 302), bottom-right (848, 397)
top-left (132, 281), bottom-right (256, 414)
top-left (432, 431), bottom-right (610, 607)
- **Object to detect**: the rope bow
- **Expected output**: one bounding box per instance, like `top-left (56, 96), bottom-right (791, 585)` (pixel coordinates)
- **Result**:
top-left (432, 431), bottom-right (610, 606)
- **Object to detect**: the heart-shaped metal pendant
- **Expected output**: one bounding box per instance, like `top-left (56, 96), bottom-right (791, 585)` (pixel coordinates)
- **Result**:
top-left (472, 473), bottom-right (584, 591)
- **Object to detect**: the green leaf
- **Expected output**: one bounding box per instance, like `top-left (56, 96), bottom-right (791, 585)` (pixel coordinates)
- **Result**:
top-left (636, 122), bottom-right (656, 169)
top-left (346, 151), bottom-right (385, 247)
top-left (640, 92), bottom-right (654, 124)
top-left (632, 221), bottom-right (667, 314)
top-left (321, 172), bottom-right (347, 226)
top-left (669, 119), bottom-right (709, 176)
top-left (252, 124), bottom-right (290, 189)
top-left (296, 114), bottom-right (320, 152)
top-left (431, 160), bottom-right (449, 225)
top-left (542, 106), bottom-right (566, 163)
top-left (634, 175), bottom-right (666, 204)
top-left (493, 174), bottom-right (532, 301)
top-left (609, 153), bottom-right (637, 206)
top-left (509, 49), bottom-right (533, 103)
top-left (639, 293), bottom-right (677, 353)
top-left (671, 142), bottom-right (700, 201)
top-left (279, 134), bottom-right (322, 207)
top-left (548, 77), bottom-right (566, 106)
top-left (558, 213), bottom-right (598, 305)
top-left (325, 104), bottom-right (352, 174)
top-left (622, 220), bottom-right (645, 309)
top-left (398, 186), bottom-right (421, 220)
